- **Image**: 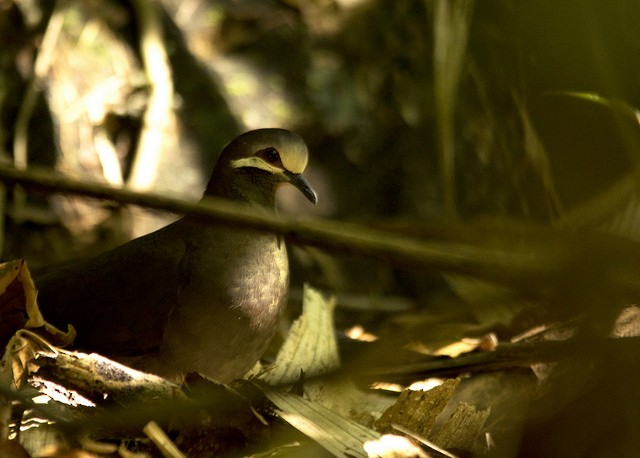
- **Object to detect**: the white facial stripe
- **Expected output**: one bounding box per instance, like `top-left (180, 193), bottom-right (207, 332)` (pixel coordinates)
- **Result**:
top-left (230, 156), bottom-right (284, 174)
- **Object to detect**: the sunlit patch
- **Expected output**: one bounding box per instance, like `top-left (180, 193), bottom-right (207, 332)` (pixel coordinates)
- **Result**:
top-left (407, 333), bottom-right (498, 358)
top-left (32, 394), bottom-right (52, 404)
top-left (432, 333), bottom-right (498, 357)
top-left (30, 376), bottom-right (97, 408)
top-left (363, 434), bottom-right (428, 458)
top-left (370, 382), bottom-right (404, 393)
top-left (371, 377), bottom-right (445, 393)
top-left (15, 415), bottom-right (55, 434)
top-left (344, 325), bottom-right (378, 342)
top-left (211, 57), bottom-right (300, 130)
top-left (408, 378), bottom-right (445, 392)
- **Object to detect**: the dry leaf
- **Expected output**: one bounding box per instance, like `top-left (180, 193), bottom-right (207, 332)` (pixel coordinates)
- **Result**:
top-left (0, 259), bottom-right (75, 351)
top-left (431, 334), bottom-right (498, 358)
top-left (375, 378), bottom-right (460, 435)
top-left (264, 387), bottom-right (379, 457)
top-left (261, 284), bottom-right (339, 385)
top-left (0, 260), bottom-right (38, 345)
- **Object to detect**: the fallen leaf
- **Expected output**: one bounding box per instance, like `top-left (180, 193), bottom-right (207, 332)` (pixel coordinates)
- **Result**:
top-left (261, 284), bottom-right (339, 385)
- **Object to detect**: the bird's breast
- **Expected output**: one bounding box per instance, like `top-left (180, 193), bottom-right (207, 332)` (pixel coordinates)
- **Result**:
top-left (226, 233), bottom-right (289, 330)
top-left (158, 228), bottom-right (290, 381)
top-left (187, 230), bottom-right (288, 323)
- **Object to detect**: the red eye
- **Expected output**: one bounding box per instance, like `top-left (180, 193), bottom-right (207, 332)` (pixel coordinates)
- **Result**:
top-left (260, 147), bottom-right (281, 164)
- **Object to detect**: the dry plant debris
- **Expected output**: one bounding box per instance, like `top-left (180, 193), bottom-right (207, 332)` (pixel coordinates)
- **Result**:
top-left (0, 259), bottom-right (503, 456)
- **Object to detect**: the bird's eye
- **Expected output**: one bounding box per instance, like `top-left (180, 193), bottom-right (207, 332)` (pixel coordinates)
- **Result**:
top-left (261, 147), bottom-right (281, 164)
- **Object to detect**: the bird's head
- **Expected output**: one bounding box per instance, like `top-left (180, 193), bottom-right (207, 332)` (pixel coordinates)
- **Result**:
top-left (206, 129), bottom-right (318, 207)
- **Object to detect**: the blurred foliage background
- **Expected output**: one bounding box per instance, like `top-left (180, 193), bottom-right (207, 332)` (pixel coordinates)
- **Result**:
top-left (3, 0), bottom-right (640, 264)
top-left (2, 0), bottom-right (640, 455)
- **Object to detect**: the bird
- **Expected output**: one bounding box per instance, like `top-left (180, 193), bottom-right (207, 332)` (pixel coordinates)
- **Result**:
top-left (35, 128), bottom-right (317, 383)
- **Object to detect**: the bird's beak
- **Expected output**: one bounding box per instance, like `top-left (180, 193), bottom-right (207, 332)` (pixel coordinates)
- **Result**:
top-left (285, 171), bottom-right (318, 205)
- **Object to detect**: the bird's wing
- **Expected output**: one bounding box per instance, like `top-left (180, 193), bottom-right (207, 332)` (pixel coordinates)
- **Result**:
top-left (35, 222), bottom-right (188, 355)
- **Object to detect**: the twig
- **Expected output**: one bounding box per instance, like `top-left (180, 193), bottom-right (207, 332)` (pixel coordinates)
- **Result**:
top-left (144, 421), bottom-right (186, 458)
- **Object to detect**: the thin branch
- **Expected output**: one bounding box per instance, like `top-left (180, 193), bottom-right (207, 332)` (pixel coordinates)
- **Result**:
top-left (2, 165), bottom-right (640, 298)
top-left (362, 336), bottom-right (640, 382)
top-left (0, 165), bottom-right (550, 283)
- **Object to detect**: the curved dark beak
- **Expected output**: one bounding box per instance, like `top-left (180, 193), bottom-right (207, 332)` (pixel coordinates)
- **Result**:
top-left (285, 171), bottom-right (318, 205)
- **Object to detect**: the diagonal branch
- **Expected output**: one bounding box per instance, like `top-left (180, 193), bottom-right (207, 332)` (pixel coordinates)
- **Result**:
top-left (2, 164), bottom-right (640, 299)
